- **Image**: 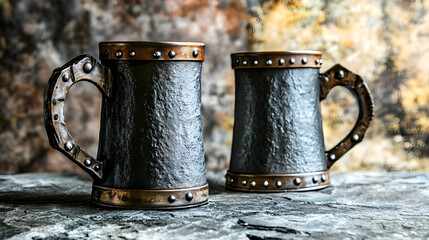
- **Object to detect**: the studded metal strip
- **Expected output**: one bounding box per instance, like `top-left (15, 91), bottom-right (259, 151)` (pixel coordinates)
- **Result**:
top-left (231, 51), bottom-right (323, 69)
top-left (99, 42), bottom-right (205, 61)
top-left (225, 171), bottom-right (330, 192)
top-left (91, 183), bottom-right (209, 209)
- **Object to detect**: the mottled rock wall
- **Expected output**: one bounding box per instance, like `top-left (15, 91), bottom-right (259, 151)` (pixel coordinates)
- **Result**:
top-left (0, 0), bottom-right (428, 174)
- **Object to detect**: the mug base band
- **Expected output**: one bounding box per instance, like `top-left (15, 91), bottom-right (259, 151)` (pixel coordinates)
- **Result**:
top-left (225, 171), bottom-right (330, 192)
top-left (91, 183), bottom-right (209, 209)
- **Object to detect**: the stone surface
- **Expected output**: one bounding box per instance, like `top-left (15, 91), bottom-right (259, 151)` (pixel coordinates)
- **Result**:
top-left (1, 171), bottom-right (429, 239)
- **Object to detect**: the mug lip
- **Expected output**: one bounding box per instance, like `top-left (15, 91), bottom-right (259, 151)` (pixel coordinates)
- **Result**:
top-left (99, 41), bottom-right (205, 47)
top-left (231, 50), bottom-right (322, 56)
top-left (99, 41), bottom-right (205, 61)
top-left (231, 50), bottom-right (323, 69)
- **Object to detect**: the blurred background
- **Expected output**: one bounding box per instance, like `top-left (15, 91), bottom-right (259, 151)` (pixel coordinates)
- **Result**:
top-left (1, 0), bottom-right (428, 174)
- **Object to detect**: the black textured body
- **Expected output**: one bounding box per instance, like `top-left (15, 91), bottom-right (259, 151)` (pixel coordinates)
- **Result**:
top-left (230, 68), bottom-right (327, 174)
top-left (96, 60), bottom-right (206, 189)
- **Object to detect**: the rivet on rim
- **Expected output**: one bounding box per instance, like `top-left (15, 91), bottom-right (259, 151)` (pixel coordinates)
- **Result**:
top-left (312, 176), bottom-right (319, 184)
top-left (241, 180), bottom-right (247, 186)
top-left (83, 62), bottom-right (93, 73)
top-left (185, 192), bottom-right (193, 201)
top-left (168, 195), bottom-right (176, 203)
top-left (115, 50), bottom-right (123, 58)
top-left (352, 134), bottom-right (360, 142)
top-left (253, 60), bottom-right (259, 66)
top-left (242, 60), bottom-right (248, 65)
top-left (153, 51), bottom-right (162, 58)
top-left (129, 51), bottom-right (136, 57)
top-left (193, 50), bottom-right (199, 58)
top-left (276, 181), bottom-right (282, 188)
top-left (263, 181), bottom-right (269, 187)
top-left (321, 174), bottom-right (327, 182)
top-left (265, 60), bottom-right (273, 65)
top-left (62, 74), bottom-right (70, 82)
top-left (250, 181), bottom-right (256, 187)
top-left (293, 178), bottom-right (301, 186)
top-left (289, 58), bottom-right (296, 64)
top-left (301, 57), bottom-right (308, 64)
top-left (278, 59), bottom-right (285, 65)
top-left (168, 51), bottom-right (176, 58)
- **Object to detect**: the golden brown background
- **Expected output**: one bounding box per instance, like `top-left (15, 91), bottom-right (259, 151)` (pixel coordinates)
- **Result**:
top-left (0, 0), bottom-right (428, 174)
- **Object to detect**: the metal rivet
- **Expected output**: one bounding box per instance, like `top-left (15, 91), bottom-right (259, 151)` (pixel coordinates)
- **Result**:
top-left (312, 176), bottom-right (319, 184)
top-left (278, 59), bottom-right (285, 65)
top-left (115, 50), bottom-right (123, 58)
top-left (352, 134), bottom-right (360, 142)
top-left (241, 180), bottom-right (247, 186)
top-left (323, 76), bottom-right (330, 82)
top-left (64, 142), bottom-right (73, 151)
top-left (235, 59), bottom-right (240, 64)
top-left (262, 181), bottom-right (269, 187)
top-left (104, 49), bottom-right (109, 57)
top-left (168, 51), bottom-right (176, 58)
top-left (329, 154), bottom-right (336, 161)
top-left (52, 99), bottom-right (57, 105)
top-left (193, 50), bottom-right (199, 58)
top-left (84, 159), bottom-right (92, 167)
top-left (129, 51), bottom-right (136, 57)
top-left (153, 51), bottom-right (162, 58)
top-left (242, 60), bottom-right (248, 65)
top-left (276, 181), bottom-right (282, 188)
top-left (265, 60), bottom-right (272, 65)
top-left (54, 114), bottom-right (58, 120)
top-left (319, 59), bottom-right (324, 65)
top-left (230, 178), bottom-right (234, 183)
top-left (250, 181), bottom-right (256, 187)
top-left (252, 60), bottom-right (258, 66)
top-left (289, 58), bottom-right (296, 64)
top-left (83, 62), bottom-right (93, 73)
top-left (301, 57), bottom-right (308, 64)
top-left (315, 59), bottom-right (320, 65)
top-left (168, 195), bottom-right (176, 203)
top-left (185, 192), bottom-right (193, 201)
top-left (94, 164), bottom-right (101, 171)
top-left (336, 70), bottom-right (345, 79)
top-left (294, 178), bottom-right (301, 186)
top-left (321, 174), bottom-right (327, 182)
top-left (62, 74), bottom-right (70, 82)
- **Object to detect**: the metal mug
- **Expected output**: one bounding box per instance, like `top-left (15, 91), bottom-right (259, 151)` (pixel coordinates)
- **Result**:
top-left (44, 41), bottom-right (208, 209)
top-left (226, 51), bottom-right (374, 192)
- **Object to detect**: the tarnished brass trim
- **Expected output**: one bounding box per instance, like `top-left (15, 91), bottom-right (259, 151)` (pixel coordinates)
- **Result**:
top-left (231, 51), bottom-right (322, 69)
top-left (320, 64), bottom-right (375, 168)
top-left (92, 184), bottom-right (209, 209)
top-left (99, 41), bottom-right (205, 61)
top-left (225, 171), bottom-right (329, 192)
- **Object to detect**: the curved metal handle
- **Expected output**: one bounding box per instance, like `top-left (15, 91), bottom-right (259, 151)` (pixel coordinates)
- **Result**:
top-left (43, 55), bottom-right (112, 180)
top-left (320, 64), bottom-right (374, 168)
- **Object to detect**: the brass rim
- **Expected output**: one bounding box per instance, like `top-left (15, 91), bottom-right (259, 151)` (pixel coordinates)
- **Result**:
top-left (92, 183), bottom-right (209, 209)
top-left (225, 171), bottom-right (330, 192)
top-left (231, 51), bottom-right (323, 69)
top-left (99, 41), bottom-right (205, 61)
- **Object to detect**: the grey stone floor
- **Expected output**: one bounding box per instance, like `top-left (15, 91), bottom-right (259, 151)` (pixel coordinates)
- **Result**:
top-left (1, 171), bottom-right (429, 239)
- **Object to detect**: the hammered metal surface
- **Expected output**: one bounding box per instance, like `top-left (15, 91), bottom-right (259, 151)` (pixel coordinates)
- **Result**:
top-left (230, 68), bottom-right (327, 174)
top-left (97, 60), bottom-right (206, 189)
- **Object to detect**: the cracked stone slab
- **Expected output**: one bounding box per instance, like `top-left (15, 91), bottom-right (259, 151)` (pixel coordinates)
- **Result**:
top-left (1, 171), bottom-right (429, 239)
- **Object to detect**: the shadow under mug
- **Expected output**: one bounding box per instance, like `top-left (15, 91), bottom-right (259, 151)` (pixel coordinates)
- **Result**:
top-left (44, 41), bottom-right (208, 209)
top-left (226, 51), bottom-right (374, 192)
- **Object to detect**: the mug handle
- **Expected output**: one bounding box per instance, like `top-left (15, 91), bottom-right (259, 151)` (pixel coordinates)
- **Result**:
top-left (43, 55), bottom-right (112, 180)
top-left (319, 64), bottom-right (374, 168)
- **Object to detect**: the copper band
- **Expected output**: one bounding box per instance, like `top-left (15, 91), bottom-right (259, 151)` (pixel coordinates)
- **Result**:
top-left (92, 183), bottom-right (209, 209)
top-left (225, 171), bottom-right (329, 192)
top-left (231, 51), bottom-right (322, 69)
top-left (99, 41), bottom-right (205, 61)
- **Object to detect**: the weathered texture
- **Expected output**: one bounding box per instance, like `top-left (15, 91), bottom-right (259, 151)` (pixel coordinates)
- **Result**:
top-left (230, 68), bottom-right (326, 174)
top-left (1, 171), bottom-right (429, 239)
top-left (98, 60), bottom-right (206, 189)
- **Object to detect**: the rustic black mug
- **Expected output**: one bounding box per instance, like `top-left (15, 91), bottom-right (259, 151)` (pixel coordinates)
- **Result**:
top-left (44, 42), bottom-right (208, 209)
top-left (226, 51), bottom-right (374, 192)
